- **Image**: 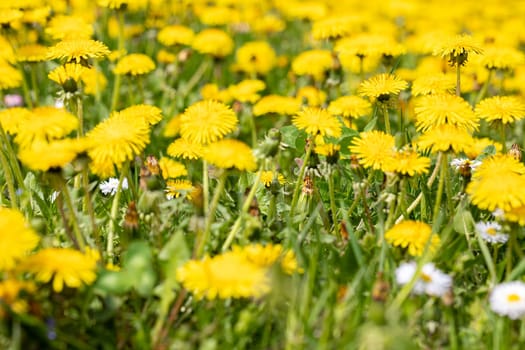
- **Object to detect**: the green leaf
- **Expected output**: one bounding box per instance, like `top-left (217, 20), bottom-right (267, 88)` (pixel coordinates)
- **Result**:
top-left (364, 117), bottom-right (377, 132)
top-left (159, 230), bottom-right (190, 276)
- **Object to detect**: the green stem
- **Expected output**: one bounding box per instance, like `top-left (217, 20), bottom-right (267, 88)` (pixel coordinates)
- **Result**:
top-left (289, 141), bottom-right (313, 220)
top-left (383, 104), bottom-right (391, 134)
top-left (0, 147), bottom-right (17, 209)
top-left (500, 122), bottom-right (507, 152)
top-left (432, 153), bottom-right (447, 223)
top-left (222, 169), bottom-right (262, 251)
top-left (195, 171), bottom-right (227, 258)
top-left (202, 159), bottom-right (209, 217)
top-left (61, 180), bottom-right (85, 250)
top-left (0, 126), bottom-right (25, 193)
top-left (249, 111), bottom-right (257, 147)
top-left (455, 63), bottom-right (461, 97)
top-left (443, 153), bottom-right (453, 215)
top-left (327, 168), bottom-right (338, 235)
top-left (83, 167), bottom-right (100, 249)
top-left (17, 63), bottom-right (33, 109)
top-left (30, 64), bottom-right (38, 106)
top-left (107, 162), bottom-right (129, 263)
top-left (110, 73), bottom-right (122, 111)
top-left (475, 224), bottom-right (497, 286)
top-left (475, 69), bottom-right (493, 104)
top-left (76, 95), bottom-right (84, 137)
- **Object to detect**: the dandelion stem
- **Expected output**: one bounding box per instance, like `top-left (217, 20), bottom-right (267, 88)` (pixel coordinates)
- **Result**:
top-left (195, 171), bottom-right (227, 258)
top-left (289, 140), bottom-right (312, 220)
top-left (0, 125), bottom-right (25, 193)
top-left (475, 225), bottom-right (497, 286)
top-left (107, 162), bottom-right (129, 263)
top-left (327, 168), bottom-right (338, 235)
top-left (382, 104), bottom-right (391, 134)
top-left (61, 179), bottom-right (85, 250)
top-left (222, 169), bottom-right (262, 251)
top-left (500, 122), bottom-right (507, 152)
top-left (30, 64), bottom-right (39, 106)
top-left (202, 159), bottom-right (209, 217)
top-left (18, 63), bottom-right (33, 109)
top-left (455, 63), bottom-right (461, 97)
top-left (475, 69), bottom-right (493, 104)
top-left (432, 153), bottom-right (447, 223)
top-left (0, 147), bottom-right (17, 209)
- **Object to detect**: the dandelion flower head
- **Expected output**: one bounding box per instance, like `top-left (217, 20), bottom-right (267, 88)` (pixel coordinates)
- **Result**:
top-left (385, 220), bottom-right (440, 256)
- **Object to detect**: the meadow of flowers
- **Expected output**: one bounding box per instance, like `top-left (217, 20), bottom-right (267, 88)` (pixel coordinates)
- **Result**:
top-left (3, 0), bottom-right (525, 348)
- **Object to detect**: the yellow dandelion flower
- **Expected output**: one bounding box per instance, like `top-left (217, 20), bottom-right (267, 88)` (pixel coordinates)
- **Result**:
top-left (176, 250), bottom-right (269, 299)
top-left (14, 107), bottom-right (78, 148)
top-left (118, 104), bottom-right (162, 125)
top-left (292, 107), bottom-right (342, 138)
top-left (200, 83), bottom-right (232, 103)
top-left (180, 100), bottom-right (238, 145)
top-left (203, 139), bottom-right (257, 172)
top-left (385, 148), bottom-right (431, 176)
top-left (277, 1), bottom-right (327, 21)
top-left (114, 53), bottom-right (155, 76)
top-left (45, 15), bottom-right (93, 40)
top-left (47, 39), bottom-right (110, 64)
top-left (0, 279), bottom-right (35, 314)
top-left (253, 95), bottom-right (301, 116)
top-left (87, 111), bottom-right (151, 178)
top-left (467, 171), bottom-right (525, 212)
top-left (359, 73), bottom-right (408, 102)
top-left (411, 73), bottom-right (456, 96)
top-left (385, 220), bottom-right (440, 257)
top-left (335, 33), bottom-right (405, 58)
top-left (292, 49), bottom-right (334, 81)
top-left (157, 24), bottom-right (194, 47)
top-left (18, 138), bottom-right (91, 172)
top-left (0, 107), bottom-right (31, 135)
top-left (0, 63), bottom-right (22, 90)
top-left (48, 63), bottom-right (86, 91)
top-left (251, 15), bottom-right (286, 34)
top-left (296, 86), bottom-right (327, 107)
top-left (433, 34), bottom-right (483, 66)
top-left (312, 15), bottom-right (358, 40)
top-left (195, 5), bottom-right (241, 26)
top-left (167, 138), bottom-right (204, 160)
top-left (477, 45), bottom-right (525, 71)
top-left (239, 244), bottom-right (301, 274)
top-left (16, 44), bottom-right (48, 63)
top-left (471, 154), bottom-right (525, 180)
top-left (0, 36), bottom-right (15, 64)
top-left (158, 157), bottom-right (187, 179)
top-left (163, 114), bottom-right (181, 138)
top-left (503, 205), bottom-right (525, 226)
top-left (417, 124), bottom-right (474, 154)
top-left (0, 8), bottom-right (23, 28)
top-left (228, 79), bottom-right (266, 104)
top-left (165, 179), bottom-right (193, 199)
top-left (80, 67), bottom-right (107, 95)
top-left (328, 96), bottom-right (372, 119)
top-left (0, 207), bottom-right (40, 271)
top-left (22, 6), bottom-right (51, 27)
top-left (475, 96), bottom-right (525, 125)
top-left (21, 248), bottom-right (98, 293)
top-left (157, 49), bottom-right (176, 64)
top-left (260, 171), bottom-right (285, 187)
top-left (349, 130), bottom-right (396, 170)
top-left (234, 41), bottom-right (276, 76)
top-left (415, 94), bottom-right (479, 132)
top-left (463, 137), bottom-right (502, 160)
top-left (192, 29), bottom-right (234, 58)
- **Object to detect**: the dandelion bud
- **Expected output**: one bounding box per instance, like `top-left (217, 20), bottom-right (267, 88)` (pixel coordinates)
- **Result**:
top-left (509, 143), bottom-right (522, 161)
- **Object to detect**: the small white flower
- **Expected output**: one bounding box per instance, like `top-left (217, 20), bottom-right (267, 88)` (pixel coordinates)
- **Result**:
top-left (490, 281), bottom-right (525, 320)
top-left (395, 261), bottom-right (452, 297)
top-left (450, 158), bottom-right (482, 172)
top-left (99, 178), bottom-right (128, 196)
top-left (492, 208), bottom-right (505, 220)
top-left (475, 221), bottom-right (508, 244)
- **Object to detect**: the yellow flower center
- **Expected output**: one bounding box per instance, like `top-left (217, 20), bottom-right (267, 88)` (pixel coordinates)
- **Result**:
top-left (421, 273), bottom-right (432, 282)
top-left (507, 293), bottom-right (521, 302)
top-left (487, 227), bottom-right (497, 236)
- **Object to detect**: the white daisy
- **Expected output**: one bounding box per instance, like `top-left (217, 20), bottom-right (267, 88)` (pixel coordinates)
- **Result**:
top-left (450, 158), bottom-right (482, 172)
top-left (99, 177), bottom-right (128, 196)
top-left (395, 261), bottom-right (452, 297)
top-left (490, 281), bottom-right (525, 320)
top-left (475, 221), bottom-right (508, 244)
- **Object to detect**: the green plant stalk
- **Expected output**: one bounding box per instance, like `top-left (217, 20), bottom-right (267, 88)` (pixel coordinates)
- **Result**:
top-left (30, 64), bottom-right (39, 106)
top-left (267, 192), bottom-right (276, 223)
top-left (455, 63), bottom-right (461, 97)
top-left (475, 224), bottom-right (497, 286)
top-left (202, 159), bottom-right (209, 217)
top-left (327, 168), bottom-right (338, 235)
top-left (383, 104), bottom-right (391, 134)
top-left (446, 307), bottom-right (459, 350)
top-left (0, 126), bottom-right (25, 193)
top-left (83, 167), bottom-right (100, 249)
top-left (289, 141), bottom-right (312, 220)
top-left (0, 147), bottom-right (17, 209)
top-left (222, 169), bottom-right (262, 251)
top-left (107, 162), bottom-right (129, 263)
top-left (432, 153), bottom-right (447, 223)
top-left (195, 171), bottom-right (227, 258)
top-left (493, 316), bottom-right (506, 350)
top-left (109, 11), bottom-right (125, 111)
top-left (475, 69), bottom-right (493, 104)
top-left (442, 153), bottom-right (454, 215)
top-left (17, 63), bottom-right (33, 109)
top-left (249, 112), bottom-right (257, 147)
top-left (500, 122), bottom-right (507, 152)
top-left (61, 180), bottom-right (86, 250)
